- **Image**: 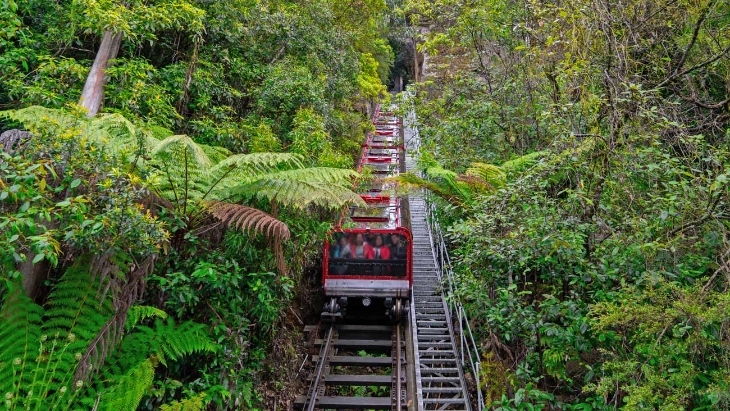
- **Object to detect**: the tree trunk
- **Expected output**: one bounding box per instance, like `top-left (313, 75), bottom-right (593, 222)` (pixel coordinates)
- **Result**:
top-left (19, 253), bottom-right (48, 300)
top-left (79, 30), bottom-right (123, 117)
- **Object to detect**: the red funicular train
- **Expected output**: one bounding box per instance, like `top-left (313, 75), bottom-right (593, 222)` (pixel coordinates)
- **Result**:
top-left (321, 107), bottom-right (412, 322)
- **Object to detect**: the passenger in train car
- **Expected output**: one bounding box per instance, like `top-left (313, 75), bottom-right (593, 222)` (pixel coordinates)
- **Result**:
top-left (371, 235), bottom-right (390, 274)
top-left (371, 235), bottom-right (391, 260)
top-left (389, 234), bottom-right (407, 260)
top-left (389, 234), bottom-right (407, 276)
top-left (350, 233), bottom-right (373, 259)
top-left (333, 234), bottom-right (352, 259)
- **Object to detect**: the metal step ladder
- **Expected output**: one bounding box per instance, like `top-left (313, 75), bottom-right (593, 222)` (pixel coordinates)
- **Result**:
top-left (404, 109), bottom-right (472, 411)
top-left (408, 195), bottom-right (471, 411)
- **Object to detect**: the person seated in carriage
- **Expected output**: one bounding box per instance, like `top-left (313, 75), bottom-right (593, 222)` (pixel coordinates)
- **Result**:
top-left (350, 233), bottom-right (372, 259)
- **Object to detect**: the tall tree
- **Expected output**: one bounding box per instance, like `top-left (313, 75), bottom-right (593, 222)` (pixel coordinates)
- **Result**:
top-left (73, 0), bottom-right (205, 116)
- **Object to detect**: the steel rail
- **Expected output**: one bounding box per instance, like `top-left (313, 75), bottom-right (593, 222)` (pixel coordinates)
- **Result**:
top-left (395, 321), bottom-right (403, 410)
top-left (304, 325), bottom-right (335, 411)
top-left (297, 322), bottom-right (413, 410)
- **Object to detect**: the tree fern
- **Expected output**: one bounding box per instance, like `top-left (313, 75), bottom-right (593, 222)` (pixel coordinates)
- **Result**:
top-left (233, 167), bottom-right (366, 210)
top-left (149, 135), bottom-right (214, 205)
top-left (151, 135), bottom-right (213, 172)
top-left (210, 152), bottom-right (304, 184)
top-left (97, 359), bottom-right (155, 411)
top-left (499, 151), bottom-right (546, 174)
top-left (391, 172), bottom-right (464, 206)
top-left (206, 201), bottom-right (291, 241)
top-left (466, 162), bottom-right (506, 188)
top-left (1, 106), bottom-right (156, 163)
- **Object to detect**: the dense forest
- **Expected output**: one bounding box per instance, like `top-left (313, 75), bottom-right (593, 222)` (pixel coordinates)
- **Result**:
top-left (0, 0), bottom-right (403, 409)
top-left (1, 0), bottom-right (729, 410)
top-left (403, 0), bottom-right (730, 409)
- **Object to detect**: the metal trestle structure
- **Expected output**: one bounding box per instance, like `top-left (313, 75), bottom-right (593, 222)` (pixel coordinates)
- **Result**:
top-left (405, 112), bottom-right (472, 411)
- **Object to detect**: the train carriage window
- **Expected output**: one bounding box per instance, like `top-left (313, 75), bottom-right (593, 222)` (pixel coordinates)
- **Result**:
top-left (328, 232), bottom-right (408, 277)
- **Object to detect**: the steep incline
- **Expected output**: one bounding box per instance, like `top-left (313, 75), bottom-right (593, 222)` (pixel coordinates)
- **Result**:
top-left (405, 112), bottom-right (473, 411)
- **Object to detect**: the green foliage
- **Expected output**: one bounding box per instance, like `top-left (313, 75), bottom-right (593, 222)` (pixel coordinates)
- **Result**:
top-left (0, 291), bottom-right (42, 387)
top-left (405, 0), bottom-right (730, 406)
top-left (289, 107), bottom-right (353, 168)
top-left (257, 59), bottom-right (326, 134)
top-left (0, 260), bottom-right (214, 411)
top-left (105, 58), bottom-right (182, 127)
top-left (72, 0), bottom-right (205, 42)
top-left (147, 251), bottom-right (297, 408)
top-left (10, 57), bottom-right (87, 108)
top-left (98, 359), bottom-right (156, 411)
top-left (0, 0), bottom-right (21, 50)
top-left (160, 393), bottom-right (208, 411)
top-left (0, 0), bottom-right (395, 406)
top-left (0, 106), bottom-right (166, 289)
top-left (357, 52), bottom-right (388, 100)
top-left (246, 121), bottom-right (281, 153)
top-left (588, 281), bottom-right (730, 409)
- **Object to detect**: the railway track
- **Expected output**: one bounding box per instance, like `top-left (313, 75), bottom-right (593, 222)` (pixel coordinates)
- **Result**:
top-left (294, 100), bottom-right (480, 410)
top-left (295, 323), bottom-right (411, 410)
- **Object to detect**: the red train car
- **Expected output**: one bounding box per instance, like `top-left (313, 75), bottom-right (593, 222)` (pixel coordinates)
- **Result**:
top-left (321, 107), bottom-right (411, 322)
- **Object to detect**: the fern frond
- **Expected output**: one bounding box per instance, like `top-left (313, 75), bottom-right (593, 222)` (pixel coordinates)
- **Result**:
top-left (99, 358), bottom-right (155, 411)
top-left (500, 151), bottom-right (546, 173)
top-left (424, 165), bottom-right (458, 181)
top-left (456, 174), bottom-right (493, 194)
top-left (206, 201), bottom-right (291, 241)
top-left (89, 113), bottom-right (160, 155)
top-left (153, 319), bottom-right (217, 364)
top-left (0, 289), bottom-right (43, 394)
top-left (152, 135), bottom-right (213, 172)
top-left (212, 152), bottom-right (303, 177)
top-left (43, 259), bottom-right (116, 394)
top-left (1, 106), bottom-right (158, 164)
top-left (390, 173), bottom-right (464, 206)
top-left (465, 162), bottom-right (506, 188)
top-left (276, 167), bottom-right (359, 185)
top-left (0, 261), bottom-right (115, 407)
top-left (149, 135), bottom-right (214, 203)
top-left (243, 178), bottom-right (366, 210)
top-left (116, 318), bottom-right (217, 369)
top-left (43, 260), bottom-right (113, 340)
top-left (125, 305), bottom-right (168, 331)
top-left (230, 167), bottom-right (365, 210)
top-left (160, 393), bottom-right (208, 411)
top-left (199, 144), bottom-right (232, 164)
top-left (423, 165), bottom-right (475, 201)
top-left (1, 105), bottom-right (79, 132)
top-left (209, 152), bottom-right (304, 194)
